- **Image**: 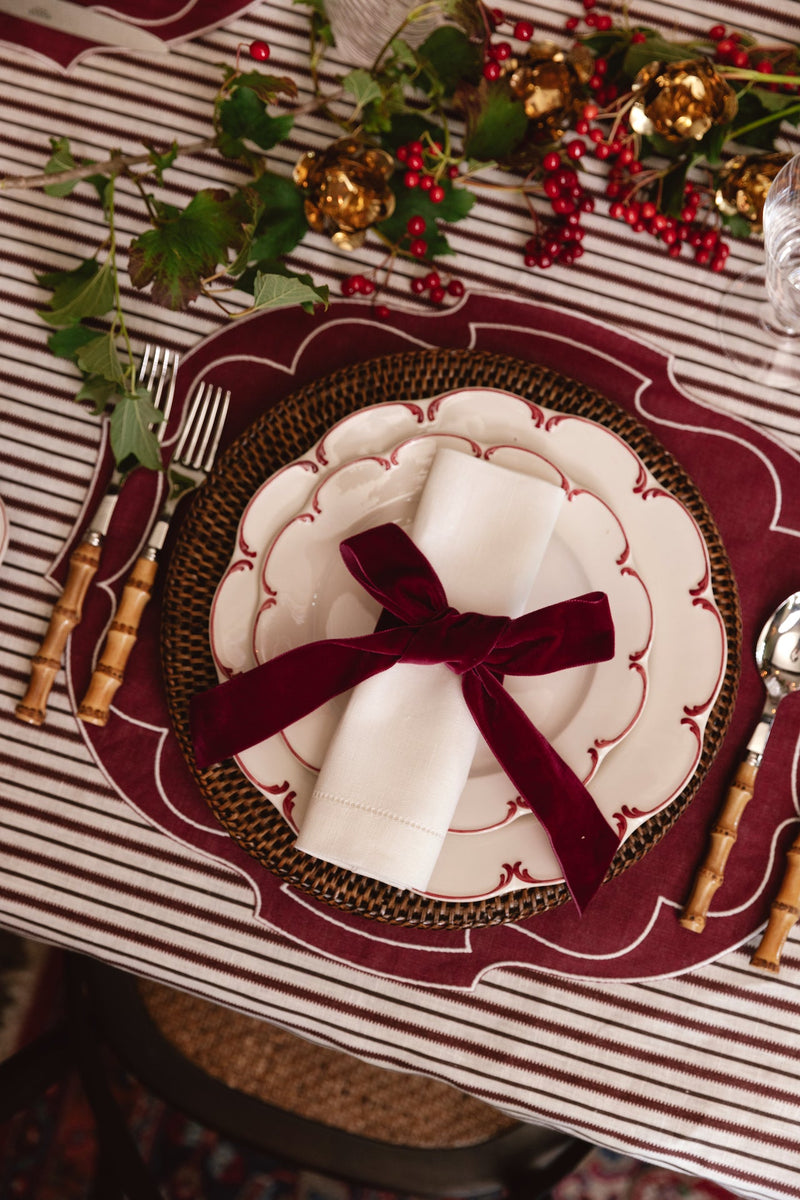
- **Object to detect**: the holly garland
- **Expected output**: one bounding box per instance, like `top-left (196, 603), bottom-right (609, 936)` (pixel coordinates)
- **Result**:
top-left (4, 0), bottom-right (800, 468)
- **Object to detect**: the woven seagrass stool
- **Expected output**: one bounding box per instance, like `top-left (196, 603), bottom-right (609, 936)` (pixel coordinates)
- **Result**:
top-left (0, 952), bottom-right (591, 1200)
top-left (81, 953), bottom-right (592, 1199)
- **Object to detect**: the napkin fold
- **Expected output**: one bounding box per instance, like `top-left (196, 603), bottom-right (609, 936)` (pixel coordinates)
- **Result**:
top-left (294, 449), bottom-right (565, 893)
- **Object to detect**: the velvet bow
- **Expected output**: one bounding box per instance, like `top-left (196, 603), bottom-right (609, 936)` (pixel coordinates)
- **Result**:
top-left (190, 522), bottom-right (621, 911)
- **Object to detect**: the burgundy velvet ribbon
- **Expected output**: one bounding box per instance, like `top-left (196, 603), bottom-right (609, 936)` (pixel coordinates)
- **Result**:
top-left (190, 522), bottom-right (620, 911)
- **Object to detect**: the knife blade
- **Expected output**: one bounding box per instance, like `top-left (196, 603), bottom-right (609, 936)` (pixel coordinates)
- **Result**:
top-left (0, 0), bottom-right (169, 51)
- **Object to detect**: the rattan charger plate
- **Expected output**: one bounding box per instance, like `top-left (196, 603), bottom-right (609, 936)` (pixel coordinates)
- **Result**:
top-left (162, 348), bottom-right (741, 929)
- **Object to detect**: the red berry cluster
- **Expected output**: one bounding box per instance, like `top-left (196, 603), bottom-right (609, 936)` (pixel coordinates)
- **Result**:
top-left (341, 273), bottom-right (375, 297)
top-left (340, 272), bottom-right (391, 318)
top-left (709, 25), bottom-right (799, 88)
top-left (608, 186), bottom-right (729, 270)
top-left (405, 214), bottom-right (430, 259)
top-left (410, 271), bottom-right (465, 304)
top-left (481, 8), bottom-right (535, 81)
top-left (524, 148), bottom-right (594, 269)
top-left (395, 140), bottom-right (451, 201)
top-left (565, 0), bottom-right (612, 35)
top-left (571, 79), bottom-right (731, 269)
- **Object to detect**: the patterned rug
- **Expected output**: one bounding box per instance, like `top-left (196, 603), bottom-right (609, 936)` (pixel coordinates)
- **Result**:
top-left (0, 942), bottom-right (742, 1200)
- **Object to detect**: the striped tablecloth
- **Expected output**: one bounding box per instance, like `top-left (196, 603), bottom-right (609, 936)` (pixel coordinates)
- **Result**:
top-left (3, 1), bottom-right (800, 1197)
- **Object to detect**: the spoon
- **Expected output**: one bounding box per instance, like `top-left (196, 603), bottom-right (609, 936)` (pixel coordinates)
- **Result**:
top-left (680, 592), bottom-right (800, 934)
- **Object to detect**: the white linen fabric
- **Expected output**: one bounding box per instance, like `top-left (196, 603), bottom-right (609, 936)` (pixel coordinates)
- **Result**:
top-left (294, 448), bottom-right (565, 892)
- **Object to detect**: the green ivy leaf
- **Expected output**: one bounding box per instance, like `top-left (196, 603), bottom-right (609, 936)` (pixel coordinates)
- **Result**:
top-left (389, 37), bottom-right (417, 69)
top-left (85, 173), bottom-right (112, 209)
top-left (248, 171), bottom-right (308, 262)
top-left (697, 123), bottom-right (728, 164)
top-left (147, 141), bottom-right (178, 184)
top-left (720, 211), bottom-right (755, 238)
top-left (47, 324), bottom-right (98, 360)
top-left (383, 113), bottom-right (446, 151)
top-left (76, 332), bottom-right (125, 384)
top-left (251, 270), bottom-right (329, 313)
top-left (37, 257), bottom-right (115, 326)
top-left (419, 26), bottom-right (481, 95)
top-left (218, 87), bottom-right (294, 155)
top-left (44, 137), bottom-right (78, 197)
top-left (298, 0), bottom-right (334, 45)
top-left (732, 89), bottom-right (800, 148)
top-left (110, 388), bottom-right (163, 471)
top-left (638, 131), bottom-right (686, 162)
top-left (622, 33), bottom-right (698, 78)
top-left (378, 180), bottom-right (473, 257)
top-left (660, 162), bottom-right (690, 215)
top-left (462, 80), bottom-right (528, 162)
top-left (225, 69), bottom-right (298, 103)
top-left (342, 69), bottom-right (384, 112)
top-left (438, 0), bottom-right (485, 39)
top-left (75, 374), bottom-right (120, 415)
top-left (360, 81), bottom-right (409, 135)
top-left (129, 188), bottom-right (242, 310)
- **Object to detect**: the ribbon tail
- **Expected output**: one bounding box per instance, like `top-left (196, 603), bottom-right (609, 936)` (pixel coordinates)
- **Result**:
top-left (190, 627), bottom-right (410, 769)
top-left (462, 670), bottom-right (620, 913)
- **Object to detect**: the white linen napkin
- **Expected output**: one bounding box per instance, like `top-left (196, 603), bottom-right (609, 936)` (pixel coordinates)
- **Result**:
top-left (294, 448), bottom-right (565, 893)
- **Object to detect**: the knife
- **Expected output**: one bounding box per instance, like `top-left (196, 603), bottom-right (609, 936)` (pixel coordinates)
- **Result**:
top-left (0, 0), bottom-right (169, 51)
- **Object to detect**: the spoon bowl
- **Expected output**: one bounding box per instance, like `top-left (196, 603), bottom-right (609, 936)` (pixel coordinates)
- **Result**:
top-left (681, 592), bottom-right (800, 935)
top-left (756, 591), bottom-right (800, 680)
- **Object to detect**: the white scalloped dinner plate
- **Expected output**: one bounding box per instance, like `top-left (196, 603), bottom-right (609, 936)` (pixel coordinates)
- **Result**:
top-left (210, 389), bottom-right (726, 901)
top-left (247, 433), bottom-right (652, 833)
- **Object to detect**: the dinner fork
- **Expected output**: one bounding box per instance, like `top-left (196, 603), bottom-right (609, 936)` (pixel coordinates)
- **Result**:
top-left (77, 380), bottom-right (231, 727)
top-left (15, 344), bottom-right (178, 727)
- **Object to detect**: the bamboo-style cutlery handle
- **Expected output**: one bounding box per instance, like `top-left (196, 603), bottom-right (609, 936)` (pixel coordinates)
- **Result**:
top-left (680, 759), bottom-right (758, 933)
top-left (77, 555), bottom-right (158, 727)
top-left (15, 535), bottom-right (103, 726)
top-left (751, 829), bottom-right (800, 974)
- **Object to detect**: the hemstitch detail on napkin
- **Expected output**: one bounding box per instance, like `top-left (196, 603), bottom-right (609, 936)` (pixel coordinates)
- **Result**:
top-left (309, 789), bottom-right (442, 838)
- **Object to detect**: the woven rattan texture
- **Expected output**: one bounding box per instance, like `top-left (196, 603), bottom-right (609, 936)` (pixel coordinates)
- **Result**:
top-left (138, 978), bottom-right (517, 1147)
top-left (162, 348), bottom-right (741, 928)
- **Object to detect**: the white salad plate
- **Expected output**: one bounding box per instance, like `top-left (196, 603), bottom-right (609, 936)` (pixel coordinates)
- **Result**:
top-left (210, 388), bottom-right (726, 900)
top-left (247, 433), bottom-right (653, 833)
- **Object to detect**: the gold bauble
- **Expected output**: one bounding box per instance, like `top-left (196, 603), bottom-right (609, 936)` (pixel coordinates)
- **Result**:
top-left (629, 59), bottom-right (737, 143)
top-left (715, 152), bottom-right (791, 232)
top-left (293, 137), bottom-right (395, 250)
top-left (506, 40), bottom-right (594, 142)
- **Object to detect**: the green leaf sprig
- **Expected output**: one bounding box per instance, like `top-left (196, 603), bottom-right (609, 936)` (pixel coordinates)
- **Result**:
top-left (5, 1), bottom-right (800, 469)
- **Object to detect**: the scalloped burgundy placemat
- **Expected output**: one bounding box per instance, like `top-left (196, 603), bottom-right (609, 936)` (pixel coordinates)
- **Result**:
top-left (67, 295), bottom-right (800, 985)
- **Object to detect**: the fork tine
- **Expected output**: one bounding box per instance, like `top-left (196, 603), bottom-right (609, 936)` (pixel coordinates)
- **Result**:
top-left (136, 344), bottom-right (179, 443)
top-left (173, 383), bottom-right (229, 469)
top-left (202, 388), bottom-right (230, 471)
top-left (154, 350), bottom-right (179, 443)
top-left (174, 382), bottom-right (210, 463)
top-left (138, 343), bottom-right (154, 383)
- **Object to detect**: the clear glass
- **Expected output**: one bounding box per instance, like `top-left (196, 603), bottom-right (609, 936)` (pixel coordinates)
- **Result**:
top-left (718, 153), bottom-right (800, 390)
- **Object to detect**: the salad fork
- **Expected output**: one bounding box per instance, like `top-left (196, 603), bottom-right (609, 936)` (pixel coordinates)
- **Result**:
top-left (15, 344), bottom-right (178, 727)
top-left (78, 380), bottom-right (231, 727)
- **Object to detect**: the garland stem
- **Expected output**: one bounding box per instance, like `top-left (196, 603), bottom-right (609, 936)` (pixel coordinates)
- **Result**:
top-left (0, 138), bottom-right (215, 192)
top-left (730, 101), bottom-right (800, 140)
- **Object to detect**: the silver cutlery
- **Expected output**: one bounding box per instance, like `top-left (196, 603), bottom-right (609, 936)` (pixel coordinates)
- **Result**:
top-left (681, 592), bottom-right (800, 933)
top-left (77, 380), bottom-right (230, 727)
top-left (15, 345), bottom-right (178, 727)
